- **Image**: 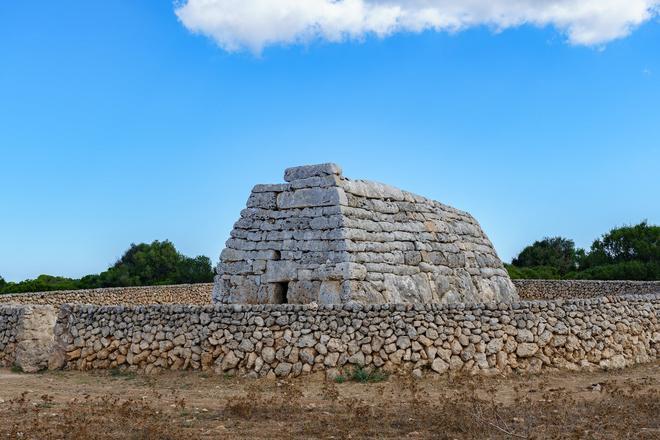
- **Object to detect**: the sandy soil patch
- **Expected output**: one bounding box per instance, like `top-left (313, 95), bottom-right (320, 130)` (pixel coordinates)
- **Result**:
top-left (0, 362), bottom-right (658, 439)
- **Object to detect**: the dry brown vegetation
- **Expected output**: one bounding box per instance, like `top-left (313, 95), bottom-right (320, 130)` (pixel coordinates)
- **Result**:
top-left (0, 362), bottom-right (658, 439)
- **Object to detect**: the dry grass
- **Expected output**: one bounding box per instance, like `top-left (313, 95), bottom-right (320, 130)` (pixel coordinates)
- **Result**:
top-left (0, 362), bottom-right (658, 439)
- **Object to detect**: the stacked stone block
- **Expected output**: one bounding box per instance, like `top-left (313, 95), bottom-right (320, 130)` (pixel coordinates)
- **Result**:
top-left (515, 280), bottom-right (660, 300)
top-left (0, 283), bottom-right (213, 307)
top-left (0, 306), bottom-right (23, 367)
top-left (2, 280), bottom-right (658, 307)
top-left (48, 294), bottom-right (660, 376)
top-left (2, 294), bottom-right (658, 377)
top-left (214, 163), bottom-right (517, 305)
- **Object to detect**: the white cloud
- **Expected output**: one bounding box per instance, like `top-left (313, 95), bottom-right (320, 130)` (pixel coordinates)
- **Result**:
top-left (174, 0), bottom-right (660, 53)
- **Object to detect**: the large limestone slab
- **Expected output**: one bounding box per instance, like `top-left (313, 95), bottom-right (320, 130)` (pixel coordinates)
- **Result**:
top-left (277, 187), bottom-right (348, 209)
top-left (284, 163), bottom-right (342, 182)
top-left (14, 305), bottom-right (62, 373)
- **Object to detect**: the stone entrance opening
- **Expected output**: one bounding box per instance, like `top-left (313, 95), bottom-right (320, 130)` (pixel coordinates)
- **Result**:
top-left (273, 282), bottom-right (289, 304)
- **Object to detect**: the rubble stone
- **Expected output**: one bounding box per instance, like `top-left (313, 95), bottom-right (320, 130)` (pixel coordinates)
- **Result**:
top-left (1, 293), bottom-right (655, 378)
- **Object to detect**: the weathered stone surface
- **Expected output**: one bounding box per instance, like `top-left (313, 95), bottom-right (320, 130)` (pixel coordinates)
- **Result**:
top-left (1, 293), bottom-right (657, 378)
top-left (221, 351), bottom-right (240, 371)
top-left (0, 284), bottom-right (214, 307)
top-left (213, 163), bottom-right (519, 305)
top-left (263, 260), bottom-right (298, 283)
top-left (277, 187), bottom-right (348, 209)
top-left (13, 306), bottom-right (60, 373)
top-left (515, 280), bottom-right (660, 300)
top-left (431, 358), bottom-right (449, 374)
top-left (274, 362), bottom-right (293, 376)
top-left (247, 191), bottom-right (277, 209)
top-left (1, 280), bottom-right (657, 308)
top-left (516, 343), bottom-right (539, 358)
top-left (599, 354), bottom-right (627, 370)
top-left (262, 347), bottom-right (275, 363)
top-left (284, 163), bottom-right (343, 182)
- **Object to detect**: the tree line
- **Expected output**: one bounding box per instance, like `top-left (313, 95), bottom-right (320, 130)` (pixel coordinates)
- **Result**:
top-left (0, 240), bottom-right (214, 295)
top-left (1, 222), bottom-right (657, 294)
top-left (506, 221), bottom-right (659, 280)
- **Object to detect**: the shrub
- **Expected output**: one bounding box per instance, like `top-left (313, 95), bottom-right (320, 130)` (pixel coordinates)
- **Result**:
top-left (0, 240), bottom-right (214, 294)
top-left (505, 264), bottom-right (562, 280)
top-left (512, 237), bottom-right (582, 276)
top-left (509, 221), bottom-right (658, 281)
top-left (575, 261), bottom-right (660, 281)
top-left (349, 367), bottom-right (388, 383)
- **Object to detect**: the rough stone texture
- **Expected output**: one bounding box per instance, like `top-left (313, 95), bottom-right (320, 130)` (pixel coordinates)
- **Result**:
top-left (0, 305), bottom-right (63, 372)
top-left (214, 163), bottom-right (517, 305)
top-left (515, 280), bottom-right (660, 300)
top-left (1, 293), bottom-right (651, 377)
top-left (0, 284), bottom-right (214, 306)
top-left (1, 294), bottom-right (658, 377)
top-left (13, 305), bottom-right (60, 373)
top-left (0, 280), bottom-right (660, 306)
top-left (0, 305), bottom-right (24, 367)
top-left (2, 280), bottom-right (658, 307)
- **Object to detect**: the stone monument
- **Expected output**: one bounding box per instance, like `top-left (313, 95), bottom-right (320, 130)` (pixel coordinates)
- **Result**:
top-left (213, 163), bottom-right (517, 305)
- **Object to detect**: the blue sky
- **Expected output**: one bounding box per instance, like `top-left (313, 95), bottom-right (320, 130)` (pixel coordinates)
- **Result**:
top-left (1, 1), bottom-right (659, 282)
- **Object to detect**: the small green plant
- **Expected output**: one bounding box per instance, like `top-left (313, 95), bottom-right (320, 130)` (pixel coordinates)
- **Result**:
top-left (349, 366), bottom-right (388, 384)
top-left (334, 375), bottom-right (346, 384)
top-left (351, 367), bottom-right (370, 383)
top-left (10, 365), bottom-right (23, 374)
top-left (109, 368), bottom-right (135, 380)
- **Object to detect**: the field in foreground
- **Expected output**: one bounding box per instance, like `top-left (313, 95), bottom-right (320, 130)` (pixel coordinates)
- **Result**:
top-left (0, 362), bottom-right (658, 439)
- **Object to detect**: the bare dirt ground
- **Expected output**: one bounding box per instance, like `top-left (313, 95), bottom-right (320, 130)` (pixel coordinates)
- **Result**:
top-left (0, 362), bottom-right (658, 439)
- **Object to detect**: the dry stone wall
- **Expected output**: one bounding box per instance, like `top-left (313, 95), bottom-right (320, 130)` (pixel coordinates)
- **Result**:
top-left (515, 280), bottom-right (660, 300)
top-left (0, 284), bottom-right (213, 306)
top-left (1, 293), bottom-right (642, 377)
top-left (13, 305), bottom-right (61, 373)
top-left (0, 305), bottom-right (61, 372)
top-left (1, 280), bottom-right (658, 308)
top-left (215, 163), bottom-right (517, 305)
top-left (0, 305), bottom-right (23, 367)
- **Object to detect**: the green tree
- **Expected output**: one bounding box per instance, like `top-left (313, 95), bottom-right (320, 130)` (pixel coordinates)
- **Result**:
top-left (0, 274), bottom-right (79, 294)
top-left (582, 221), bottom-right (659, 268)
top-left (511, 237), bottom-right (582, 275)
top-left (175, 255), bottom-right (215, 284)
top-left (576, 221), bottom-right (659, 280)
top-left (92, 240), bottom-right (214, 287)
top-left (0, 276), bottom-right (6, 290)
top-left (0, 240), bottom-right (215, 294)
top-left (508, 222), bottom-right (659, 281)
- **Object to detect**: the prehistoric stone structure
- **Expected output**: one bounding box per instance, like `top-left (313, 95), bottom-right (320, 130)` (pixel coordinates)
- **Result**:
top-left (213, 163), bottom-right (517, 305)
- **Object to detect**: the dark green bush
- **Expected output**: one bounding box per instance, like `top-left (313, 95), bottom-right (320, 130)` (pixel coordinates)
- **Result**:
top-left (0, 240), bottom-right (214, 295)
top-left (581, 221), bottom-right (659, 269)
top-left (574, 261), bottom-right (659, 281)
top-left (0, 275), bottom-right (79, 294)
top-left (505, 264), bottom-right (563, 279)
top-left (509, 221), bottom-right (658, 281)
top-left (349, 367), bottom-right (389, 383)
top-left (511, 237), bottom-right (582, 276)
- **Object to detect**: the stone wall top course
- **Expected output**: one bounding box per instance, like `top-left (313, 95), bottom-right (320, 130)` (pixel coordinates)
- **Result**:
top-left (2, 280), bottom-right (658, 307)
